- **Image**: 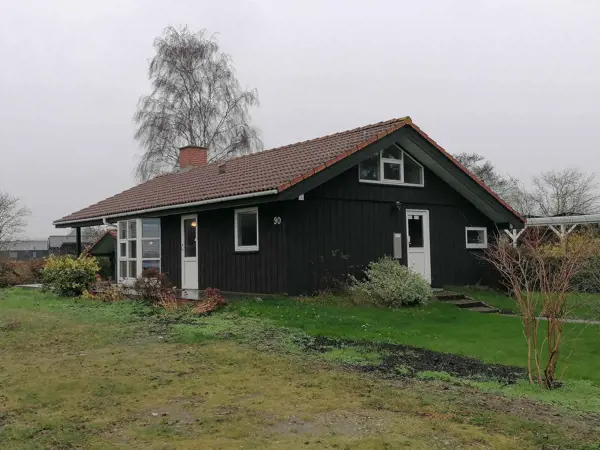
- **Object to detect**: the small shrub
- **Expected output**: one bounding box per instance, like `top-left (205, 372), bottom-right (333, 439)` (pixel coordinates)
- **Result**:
top-left (192, 288), bottom-right (227, 315)
top-left (86, 282), bottom-right (127, 302)
top-left (42, 255), bottom-right (100, 297)
top-left (0, 259), bottom-right (45, 287)
top-left (572, 255), bottom-right (600, 293)
top-left (156, 290), bottom-right (179, 311)
top-left (349, 256), bottom-right (432, 307)
top-left (133, 268), bottom-right (174, 305)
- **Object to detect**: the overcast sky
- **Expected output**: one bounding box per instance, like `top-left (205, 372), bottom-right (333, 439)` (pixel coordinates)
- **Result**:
top-left (1, 0), bottom-right (598, 238)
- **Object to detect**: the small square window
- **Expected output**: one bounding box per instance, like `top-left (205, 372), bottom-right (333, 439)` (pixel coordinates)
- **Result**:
top-left (383, 162), bottom-right (402, 181)
top-left (128, 220), bottom-right (137, 239)
top-left (119, 260), bottom-right (127, 279)
top-left (118, 221), bottom-right (127, 240)
top-left (235, 207), bottom-right (259, 252)
top-left (466, 227), bottom-right (488, 249)
top-left (142, 219), bottom-right (160, 238)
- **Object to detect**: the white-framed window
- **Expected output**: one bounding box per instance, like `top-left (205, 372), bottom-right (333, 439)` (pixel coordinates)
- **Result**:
top-left (234, 207), bottom-right (259, 252)
top-left (117, 218), bottom-right (161, 280)
top-left (465, 227), bottom-right (488, 249)
top-left (358, 144), bottom-right (424, 186)
top-left (9, 251), bottom-right (18, 259)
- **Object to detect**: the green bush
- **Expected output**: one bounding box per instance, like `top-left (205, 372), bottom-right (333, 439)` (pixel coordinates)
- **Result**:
top-left (349, 256), bottom-right (432, 307)
top-left (572, 255), bottom-right (600, 293)
top-left (42, 255), bottom-right (99, 297)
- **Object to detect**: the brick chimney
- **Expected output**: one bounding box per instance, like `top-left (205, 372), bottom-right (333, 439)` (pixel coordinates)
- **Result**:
top-left (179, 146), bottom-right (208, 170)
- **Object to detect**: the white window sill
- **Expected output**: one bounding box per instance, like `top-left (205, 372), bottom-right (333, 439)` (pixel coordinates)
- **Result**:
top-left (235, 246), bottom-right (259, 252)
top-left (466, 244), bottom-right (488, 249)
top-left (359, 179), bottom-right (424, 187)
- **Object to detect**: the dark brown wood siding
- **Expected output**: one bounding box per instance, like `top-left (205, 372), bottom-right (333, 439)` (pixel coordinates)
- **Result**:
top-left (195, 202), bottom-right (288, 293)
top-left (284, 163), bottom-right (497, 293)
top-left (160, 156), bottom-right (498, 294)
top-left (161, 215), bottom-right (181, 287)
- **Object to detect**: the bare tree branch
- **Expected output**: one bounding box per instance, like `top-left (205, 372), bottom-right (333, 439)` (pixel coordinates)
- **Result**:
top-left (530, 169), bottom-right (600, 216)
top-left (0, 192), bottom-right (30, 250)
top-left (134, 26), bottom-right (262, 180)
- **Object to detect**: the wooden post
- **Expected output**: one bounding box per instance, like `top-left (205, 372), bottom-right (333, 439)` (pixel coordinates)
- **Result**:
top-left (75, 227), bottom-right (82, 256)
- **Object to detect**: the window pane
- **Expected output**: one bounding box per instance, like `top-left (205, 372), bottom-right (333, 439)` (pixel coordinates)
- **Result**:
top-left (142, 239), bottom-right (160, 258)
top-left (404, 152), bottom-right (423, 185)
top-left (467, 229), bottom-right (486, 245)
top-left (142, 260), bottom-right (160, 271)
top-left (382, 145), bottom-right (401, 160)
top-left (359, 154), bottom-right (380, 181)
top-left (128, 260), bottom-right (137, 278)
top-left (408, 215), bottom-right (424, 248)
top-left (119, 242), bottom-right (127, 258)
top-left (129, 240), bottom-right (137, 259)
top-left (118, 221), bottom-right (127, 240)
top-left (237, 211), bottom-right (258, 247)
top-left (128, 220), bottom-right (137, 239)
top-left (142, 219), bottom-right (160, 238)
top-left (383, 162), bottom-right (402, 181)
top-left (119, 261), bottom-right (127, 279)
top-left (184, 219), bottom-right (197, 257)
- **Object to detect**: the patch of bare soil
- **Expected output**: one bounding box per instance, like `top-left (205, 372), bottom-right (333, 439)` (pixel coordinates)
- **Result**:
top-left (268, 410), bottom-right (387, 438)
top-left (306, 336), bottom-right (526, 383)
top-left (407, 379), bottom-right (600, 441)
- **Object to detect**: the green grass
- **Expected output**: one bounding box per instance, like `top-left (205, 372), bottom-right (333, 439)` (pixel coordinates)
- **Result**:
top-left (228, 297), bottom-right (600, 384)
top-left (2, 288), bottom-right (600, 448)
top-left (446, 286), bottom-right (600, 320)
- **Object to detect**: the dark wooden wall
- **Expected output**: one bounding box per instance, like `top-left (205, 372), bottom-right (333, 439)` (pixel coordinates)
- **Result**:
top-left (195, 202), bottom-right (288, 293)
top-left (161, 215), bottom-right (181, 286)
top-left (161, 203), bottom-right (289, 292)
top-left (160, 159), bottom-right (499, 294)
top-left (285, 164), bottom-right (496, 293)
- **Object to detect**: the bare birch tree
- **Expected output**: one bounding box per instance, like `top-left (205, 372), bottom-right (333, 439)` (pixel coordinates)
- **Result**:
top-left (0, 192), bottom-right (30, 249)
top-left (530, 168), bottom-right (600, 216)
top-left (134, 26), bottom-right (262, 180)
top-left (454, 152), bottom-right (516, 199)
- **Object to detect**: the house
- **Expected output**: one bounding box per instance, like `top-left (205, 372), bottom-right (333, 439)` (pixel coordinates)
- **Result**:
top-left (53, 117), bottom-right (524, 294)
top-left (0, 240), bottom-right (49, 260)
top-left (48, 234), bottom-right (95, 255)
top-left (82, 230), bottom-right (117, 280)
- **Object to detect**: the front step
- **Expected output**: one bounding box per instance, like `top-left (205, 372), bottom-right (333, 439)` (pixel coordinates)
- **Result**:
top-left (435, 291), bottom-right (500, 314)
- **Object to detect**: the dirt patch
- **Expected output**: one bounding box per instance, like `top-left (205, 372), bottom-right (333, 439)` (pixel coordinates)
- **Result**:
top-left (306, 336), bottom-right (526, 384)
top-left (268, 410), bottom-right (386, 437)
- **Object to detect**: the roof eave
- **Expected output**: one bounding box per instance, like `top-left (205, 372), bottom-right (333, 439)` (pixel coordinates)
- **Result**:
top-left (54, 189), bottom-right (279, 228)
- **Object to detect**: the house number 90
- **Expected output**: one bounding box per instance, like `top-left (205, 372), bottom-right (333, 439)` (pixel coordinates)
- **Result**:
top-left (273, 216), bottom-right (282, 225)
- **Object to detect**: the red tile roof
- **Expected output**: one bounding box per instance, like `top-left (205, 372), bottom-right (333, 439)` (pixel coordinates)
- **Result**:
top-left (55, 117), bottom-right (523, 224)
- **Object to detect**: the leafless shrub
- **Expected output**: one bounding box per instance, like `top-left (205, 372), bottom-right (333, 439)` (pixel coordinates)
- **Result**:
top-left (192, 288), bottom-right (226, 315)
top-left (484, 228), bottom-right (592, 388)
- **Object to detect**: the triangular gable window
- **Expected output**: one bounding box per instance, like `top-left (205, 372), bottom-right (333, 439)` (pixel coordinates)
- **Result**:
top-left (359, 145), bottom-right (424, 186)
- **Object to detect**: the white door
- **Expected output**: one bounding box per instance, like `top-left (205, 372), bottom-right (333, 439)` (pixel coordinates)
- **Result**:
top-left (181, 215), bottom-right (198, 290)
top-left (406, 209), bottom-right (431, 283)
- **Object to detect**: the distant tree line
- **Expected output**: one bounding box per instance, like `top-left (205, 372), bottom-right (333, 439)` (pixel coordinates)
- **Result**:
top-left (454, 152), bottom-right (599, 217)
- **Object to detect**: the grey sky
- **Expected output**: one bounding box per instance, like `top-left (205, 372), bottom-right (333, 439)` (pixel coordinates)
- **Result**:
top-left (1, 0), bottom-right (598, 238)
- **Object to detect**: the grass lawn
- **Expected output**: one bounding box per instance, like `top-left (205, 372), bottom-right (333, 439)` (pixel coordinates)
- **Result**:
top-left (229, 297), bottom-right (600, 385)
top-left (1, 288), bottom-right (600, 449)
top-left (446, 286), bottom-right (600, 320)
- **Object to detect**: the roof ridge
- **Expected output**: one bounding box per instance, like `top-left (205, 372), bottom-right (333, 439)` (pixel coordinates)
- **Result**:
top-left (205, 116), bottom-right (412, 167)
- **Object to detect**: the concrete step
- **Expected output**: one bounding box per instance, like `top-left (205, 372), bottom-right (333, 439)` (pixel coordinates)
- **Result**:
top-left (468, 306), bottom-right (500, 314)
top-left (447, 298), bottom-right (484, 308)
top-left (434, 292), bottom-right (467, 301)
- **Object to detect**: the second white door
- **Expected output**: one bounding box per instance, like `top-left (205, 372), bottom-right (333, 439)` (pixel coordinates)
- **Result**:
top-left (181, 215), bottom-right (198, 290)
top-left (406, 209), bottom-right (431, 284)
